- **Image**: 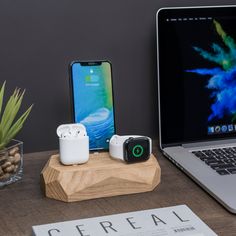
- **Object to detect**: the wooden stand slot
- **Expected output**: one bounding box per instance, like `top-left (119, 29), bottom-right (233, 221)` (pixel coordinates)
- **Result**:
top-left (41, 152), bottom-right (161, 202)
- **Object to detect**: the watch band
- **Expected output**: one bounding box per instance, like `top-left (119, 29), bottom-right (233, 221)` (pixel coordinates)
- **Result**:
top-left (109, 135), bottom-right (152, 161)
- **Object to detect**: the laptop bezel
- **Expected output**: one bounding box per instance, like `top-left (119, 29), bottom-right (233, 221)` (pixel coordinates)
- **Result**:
top-left (156, 5), bottom-right (236, 150)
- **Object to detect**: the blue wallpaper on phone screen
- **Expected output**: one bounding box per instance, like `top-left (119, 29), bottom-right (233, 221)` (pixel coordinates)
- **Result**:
top-left (72, 62), bottom-right (115, 149)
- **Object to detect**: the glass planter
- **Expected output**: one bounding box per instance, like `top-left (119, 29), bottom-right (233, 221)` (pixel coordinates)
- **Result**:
top-left (0, 139), bottom-right (23, 187)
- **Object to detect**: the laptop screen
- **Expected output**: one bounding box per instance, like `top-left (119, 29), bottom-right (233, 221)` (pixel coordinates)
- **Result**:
top-left (157, 6), bottom-right (236, 147)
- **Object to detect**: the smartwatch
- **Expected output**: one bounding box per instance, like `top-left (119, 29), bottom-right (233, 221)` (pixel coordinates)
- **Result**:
top-left (109, 135), bottom-right (152, 163)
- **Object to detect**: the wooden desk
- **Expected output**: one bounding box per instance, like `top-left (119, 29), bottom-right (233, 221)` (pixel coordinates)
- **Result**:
top-left (0, 145), bottom-right (235, 236)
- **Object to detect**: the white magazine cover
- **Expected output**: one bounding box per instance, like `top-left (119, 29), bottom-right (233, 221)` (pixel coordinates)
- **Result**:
top-left (32, 205), bottom-right (217, 236)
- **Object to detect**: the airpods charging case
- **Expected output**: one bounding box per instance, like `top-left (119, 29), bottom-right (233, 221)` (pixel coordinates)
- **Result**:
top-left (59, 136), bottom-right (89, 165)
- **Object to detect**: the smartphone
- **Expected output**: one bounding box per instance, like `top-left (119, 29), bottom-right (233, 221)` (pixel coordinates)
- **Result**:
top-left (70, 60), bottom-right (116, 150)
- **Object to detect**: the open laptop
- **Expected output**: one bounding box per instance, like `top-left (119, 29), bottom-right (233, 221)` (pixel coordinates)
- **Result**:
top-left (157, 5), bottom-right (236, 213)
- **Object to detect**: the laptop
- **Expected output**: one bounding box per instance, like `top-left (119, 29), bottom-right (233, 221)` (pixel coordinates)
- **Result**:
top-left (157, 5), bottom-right (236, 213)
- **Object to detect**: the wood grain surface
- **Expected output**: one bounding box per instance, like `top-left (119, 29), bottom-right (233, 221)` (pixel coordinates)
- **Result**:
top-left (41, 153), bottom-right (161, 202)
top-left (0, 143), bottom-right (235, 236)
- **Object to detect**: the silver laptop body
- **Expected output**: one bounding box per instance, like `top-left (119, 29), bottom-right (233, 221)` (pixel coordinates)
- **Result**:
top-left (157, 5), bottom-right (236, 213)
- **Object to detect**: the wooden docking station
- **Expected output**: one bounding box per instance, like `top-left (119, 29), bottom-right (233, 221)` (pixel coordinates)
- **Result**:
top-left (41, 152), bottom-right (161, 202)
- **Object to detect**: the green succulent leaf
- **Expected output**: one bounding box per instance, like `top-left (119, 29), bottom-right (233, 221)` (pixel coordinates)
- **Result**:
top-left (3, 90), bottom-right (25, 138)
top-left (0, 82), bottom-right (33, 150)
top-left (4, 105), bottom-right (33, 144)
top-left (0, 81), bottom-right (6, 116)
top-left (1, 89), bottom-right (18, 129)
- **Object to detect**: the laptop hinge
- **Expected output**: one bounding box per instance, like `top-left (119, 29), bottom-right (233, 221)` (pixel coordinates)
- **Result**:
top-left (182, 138), bottom-right (236, 149)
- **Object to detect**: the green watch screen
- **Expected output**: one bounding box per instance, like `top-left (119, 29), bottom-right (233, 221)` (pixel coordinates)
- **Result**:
top-left (132, 145), bottom-right (144, 157)
top-left (125, 138), bottom-right (150, 163)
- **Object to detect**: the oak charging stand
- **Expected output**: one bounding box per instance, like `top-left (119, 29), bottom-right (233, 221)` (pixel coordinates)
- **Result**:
top-left (41, 152), bottom-right (161, 202)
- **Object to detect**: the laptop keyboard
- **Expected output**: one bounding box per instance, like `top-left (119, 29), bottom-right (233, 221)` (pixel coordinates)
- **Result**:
top-left (192, 147), bottom-right (236, 175)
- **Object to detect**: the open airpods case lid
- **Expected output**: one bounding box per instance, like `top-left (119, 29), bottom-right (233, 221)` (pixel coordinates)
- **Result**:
top-left (56, 123), bottom-right (87, 138)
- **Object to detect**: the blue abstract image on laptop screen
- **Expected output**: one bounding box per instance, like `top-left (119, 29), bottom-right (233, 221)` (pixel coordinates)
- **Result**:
top-left (185, 20), bottom-right (236, 136)
top-left (158, 13), bottom-right (236, 143)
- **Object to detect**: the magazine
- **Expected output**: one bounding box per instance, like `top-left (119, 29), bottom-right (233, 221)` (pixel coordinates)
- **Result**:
top-left (32, 205), bottom-right (217, 236)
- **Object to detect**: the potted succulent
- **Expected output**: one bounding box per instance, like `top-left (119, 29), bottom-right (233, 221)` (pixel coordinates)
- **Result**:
top-left (0, 81), bottom-right (33, 187)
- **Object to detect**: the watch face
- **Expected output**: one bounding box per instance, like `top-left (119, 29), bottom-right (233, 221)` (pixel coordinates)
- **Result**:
top-left (123, 137), bottom-right (150, 163)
